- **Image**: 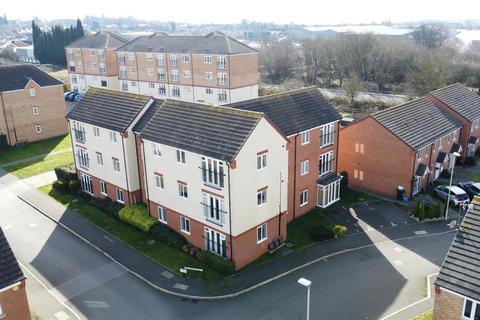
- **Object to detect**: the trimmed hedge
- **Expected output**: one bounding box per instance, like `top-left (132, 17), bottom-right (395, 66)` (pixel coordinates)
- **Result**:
top-left (119, 204), bottom-right (157, 232)
top-left (149, 223), bottom-right (187, 249)
top-left (53, 180), bottom-right (68, 192)
top-left (333, 225), bottom-right (348, 237)
top-left (310, 224), bottom-right (335, 241)
top-left (197, 251), bottom-right (235, 276)
top-left (54, 166), bottom-right (76, 182)
top-left (68, 179), bottom-right (80, 191)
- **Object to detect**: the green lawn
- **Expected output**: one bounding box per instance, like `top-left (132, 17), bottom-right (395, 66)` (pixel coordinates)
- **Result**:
top-left (38, 184), bottom-right (222, 280)
top-left (413, 310), bottom-right (432, 320)
top-left (473, 173), bottom-right (480, 182)
top-left (4, 152), bottom-right (73, 179)
top-left (0, 134), bottom-right (71, 166)
top-left (287, 209), bottom-right (334, 249)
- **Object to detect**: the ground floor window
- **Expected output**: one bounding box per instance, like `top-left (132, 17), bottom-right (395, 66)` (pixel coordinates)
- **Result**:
top-left (80, 173), bottom-right (93, 195)
top-left (300, 189), bottom-right (308, 206)
top-left (100, 180), bottom-right (107, 195)
top-left (204, 228), bottom-right (227, 258)
top-left (462, 298), bottom-right (480, 320)
top-left (317, 179), bottom-right (341, 208)
top-left (180, 216), bottom-right (190, 234)
top-left (257, 223), bottom-right (268, 243)
top-left (116, 188), bottom-right (124, 204)
top-left (158, 206), bottom-right (167, 224)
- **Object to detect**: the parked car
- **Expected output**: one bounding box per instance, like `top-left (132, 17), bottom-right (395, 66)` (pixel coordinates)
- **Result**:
top-left (74, 93), bottom-right (82, 102)
top-left (433, 185), bottom-right (470, 206)
top-left (67, 92), bottom-right (78, 102)
top-left (456, 181), bottom-right (480, 200)
top-left (64, 91), bottom-right (73, 100)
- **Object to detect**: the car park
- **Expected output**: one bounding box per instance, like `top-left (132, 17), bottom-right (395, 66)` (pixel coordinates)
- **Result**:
top-left (433, 185), bottom-right (470, 206)
top-left (456, 181), bottom-right (480, 200)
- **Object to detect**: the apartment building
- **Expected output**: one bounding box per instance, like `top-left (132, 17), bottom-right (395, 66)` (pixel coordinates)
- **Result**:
top-left (0, 227), bottom-right (31, 320)
top-left (228, 87), bottom-right (342, 222)
top-left (66, 88), bottom-right (154, 205)
top-left (432, 197), bottom-right (480, 320)
top-left (65, 31), bottom-right (128, 93)
top-left (0, 64), bottom-right (67, 146)
top-left (426, 83), bottom-right (480, 159)
top-left (135, 99), bottom-right (289, 269)
top-left (339, 97), bottom-right (462, 198)
top-left (115, 31), bottom-right (259, 104)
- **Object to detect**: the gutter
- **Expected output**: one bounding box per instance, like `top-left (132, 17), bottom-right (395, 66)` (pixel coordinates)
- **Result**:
top-left (121, 135), bottom-right (131, 203)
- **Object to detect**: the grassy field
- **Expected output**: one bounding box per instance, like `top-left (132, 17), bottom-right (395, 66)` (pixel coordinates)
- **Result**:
top-left (4, 152), bottom-right (73, 179)
top-left (0, 134), bottom-right (71, 166)
top-left (38, 184), bottom-right (222, 280)
top-left (328, 187), bottom-right (377, 210)
top-left (413, 310), bottom-right (432, 320)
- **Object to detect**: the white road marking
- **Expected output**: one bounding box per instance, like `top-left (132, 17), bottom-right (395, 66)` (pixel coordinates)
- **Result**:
top-left (161, 271), bottom-right (174, 279)
top-left (414, 230), bottom-right (428, 235)
top-left (54, 311), bottom-right (70, 320)
top-left (393, 259), bottom-right (405, 266)
top-left (173, 283), bottom-right (189, 291)
top-left (28, 223), bottom-right (38, 228)
top-left (393, 247), bottom-right (404, 253)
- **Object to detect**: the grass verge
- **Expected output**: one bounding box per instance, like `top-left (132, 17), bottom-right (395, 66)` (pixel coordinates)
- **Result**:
top-left (4, 152), bottom-right (73, 179)
top-left (38, 184), bottom-right (222, 280)
top-left (0, 134), bottom-right (71, 166)
top-left (412, 310), bottom-right (432, 320)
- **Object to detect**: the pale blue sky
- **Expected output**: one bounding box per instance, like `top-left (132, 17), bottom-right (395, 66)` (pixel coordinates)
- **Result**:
top-left (5, 0), bottom-right (480, 24)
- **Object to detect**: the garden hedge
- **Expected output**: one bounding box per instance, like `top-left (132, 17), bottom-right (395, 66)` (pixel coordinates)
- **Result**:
top-left (119, 204), bottom-right (158, 232)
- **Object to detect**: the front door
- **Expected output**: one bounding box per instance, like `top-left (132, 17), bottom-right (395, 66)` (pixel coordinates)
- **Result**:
top-left (412, 177), bottom-right (420, 195)
top-left (80, 173), bottom-right (93, 194)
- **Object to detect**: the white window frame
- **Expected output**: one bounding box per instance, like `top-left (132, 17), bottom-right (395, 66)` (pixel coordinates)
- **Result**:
top-left (204, 227), bottom-right (227, 257)
top-left (300, 189), bottom-right (308, 206)
top-left (462, 298), bottom-right (480, 320)
top-left (301, 160), bottom-right (309, 176)
top-left (172, 85), bottom-right (180, 97)
top-left (77, 147), bottom-right (89, 169)
top-left (171, 69), bottom-right (179, 82)
top-left (183, 70), bottom-right (191, 78)
top-left (80, 173), bottom-right (93, 195)
top-left (257, 223), bottom-right (267, 243)
top-left (201, 157), bottom-right (224, 188)
top-left (109, 131), bottom-right (117, 143)
top-left (204, 55), bottom-right (212, 64)
top-left (96, 152), bottom-right (103, 166)
top-left (204, 72), bottom-right (213, 80)
top-left (180, 216), bottom-right (190, 234)
top-left (176, 150), bottom-right (186, 164)
top-left (35, 124), bottom-right (42, 133)
top-left (317, 179), bottom-right (341, 208)
top-left (148, 82), bottom-right (155, 89)
top-left (202, 192), bottom-right (226, 225)
top-left (319, 151), bottom-right (334, 176)
top-left (93, 127), bottom-right (100, 137)
top-left (158, 84), bottom-right (166, 96)
top-left (112, 158), bottom-right (120, 172)
top-left (170, 55), bottom-right (178, 67)
top-left (301, 130), bottom-right (310, 145)
top-left (257, 189), bottom-right (267, 206)
top-left (100, 180), bottom-right (107, 196)
top-left (29, 88), bottom-right (36, 96)
top-left (32, 106), bottom-right (39, 115)
top-left (158, 206), bottom-right (167, 224)
top-left (183, 54), bottom-right (190, 63)
top-left (178, 183), bottom-right (188, 199)
top-left (320, 122), bottom-right (335, 147)
top-left (257, 153), bottom-right (267, 170)
top-left (116, 188), bottom-right (124, 204)
top-left (153, 144), bottom-right (162, 157)
top-left (155, 173), bottom-right (164, 190)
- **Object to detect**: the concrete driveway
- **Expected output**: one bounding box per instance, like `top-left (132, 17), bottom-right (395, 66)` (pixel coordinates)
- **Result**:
top-left (327, 201), bottom-right (417, 234)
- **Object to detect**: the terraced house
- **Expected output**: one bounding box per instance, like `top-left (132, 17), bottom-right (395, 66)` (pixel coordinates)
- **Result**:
top-left (115, 31), bottom-right (259, 104)
top-left (0, 64), bottom-right (67, 146)
top-left (135, 100), bottom-right (288, 269)
top-left (67, 88), bottom-right (154, 205)
top-left (339, 97), bottom-right (462, 198)
top-left (228, 87), bottom-right (342, 221)
top-left (426, 83), bottom-right (480, 159)
top-left (65, 31), bottom-right (128, 93)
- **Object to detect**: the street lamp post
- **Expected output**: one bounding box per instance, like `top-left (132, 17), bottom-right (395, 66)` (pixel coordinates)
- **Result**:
top-left (445, 152), bottom-right (461, 220)
top-left (298, 278), bottom-right (311, 320)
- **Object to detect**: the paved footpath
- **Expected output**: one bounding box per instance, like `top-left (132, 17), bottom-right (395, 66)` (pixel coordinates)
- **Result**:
top-left (0, 167), bottom-right (459, 301)
top-left (22, 170), bottom-right (57, 188)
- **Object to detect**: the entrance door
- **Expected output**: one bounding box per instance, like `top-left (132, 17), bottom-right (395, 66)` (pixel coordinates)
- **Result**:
top-left (434, 165), bottom-right (441, 180)
top-left (412, 177), bottom-right (420, 195)
top-left (204, 228), bottom-right (226, 258)
top-left (80, 173), bottom-right (93, 194)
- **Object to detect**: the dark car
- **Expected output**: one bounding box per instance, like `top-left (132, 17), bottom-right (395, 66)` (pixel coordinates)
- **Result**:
top-left (67, 92), bottom-right (78, 102)
top-left (64, 91), bottom-right (73, 100)
top-left (456, 181), bottom-right (480, 200)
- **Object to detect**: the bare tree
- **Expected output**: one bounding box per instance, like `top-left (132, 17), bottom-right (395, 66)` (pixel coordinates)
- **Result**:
top-left (343, 73), bottom-right (362, 106)
top-left (412, 24), bottom-right (451, 49)
top-left (259, 39), bottom-right (297, 84)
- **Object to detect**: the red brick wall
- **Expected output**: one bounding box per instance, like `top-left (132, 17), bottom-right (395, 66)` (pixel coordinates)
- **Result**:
top-left (135, 135), bottom-right (148, 204)
top-left (286, 123), bottom-right (339, 222)
top-left (76, 169), bottom-right (141, 205)
top-left (0, 280), bottom-right (31, 320)
top-left (147, 200), bottom-right (287, 270)
top-left (338, 117), bottom-right (415, 198)
top-left (432, 287), bottom-right (464, 320)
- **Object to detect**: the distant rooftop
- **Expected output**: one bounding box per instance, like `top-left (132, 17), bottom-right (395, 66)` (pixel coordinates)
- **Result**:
top-left (117, 31), bottom-right (257, 54)
top-left (429, 83), bottom-right (480, 122)
top-left (65, 31), bottom-right (128, 49)
top-left (0, 64), bottom-right (62, 92)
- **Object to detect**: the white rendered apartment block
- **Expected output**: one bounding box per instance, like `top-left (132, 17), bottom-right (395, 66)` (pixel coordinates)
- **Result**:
top-left (66, 88), bottom-right (154, 204)
top-left (65, 32), bottom-right (128, 93)
top-left (116, 31), bottom-right (259, 105)
top-left (135, 99), bottom-right (288, 269)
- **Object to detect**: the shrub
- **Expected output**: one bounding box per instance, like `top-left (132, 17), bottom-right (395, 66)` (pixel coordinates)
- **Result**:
top-left (68, 179), bottom-right (80, 191)
top-left (53, 180), bottom-right (68, 192)
top-left (149, 223), bottom-right (187, 249)
top-left (119, 204), bottom-right (157, 232)
top-left (464, 156), bottom-right (476, 166)
top-left (426, 203), bottom-right (434, 220)
top-left (197, 251), bottom-right (235, 276)
top-left (332, 225), bottom-right (347, 237)
top-left (310, 224), bottom-right (335, 242)
top-left (54, 166), bottom-right (76, 183)
top-left (433, 201), bottom-right (443, 219)
top-left (417, 201), bottom-right (425, 222)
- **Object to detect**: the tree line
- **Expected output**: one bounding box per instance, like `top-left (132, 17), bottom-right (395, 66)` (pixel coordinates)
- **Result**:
top-left (32, 19), bottom-right (84, 67)
top-left (259, 25), bottom-right (480, 95)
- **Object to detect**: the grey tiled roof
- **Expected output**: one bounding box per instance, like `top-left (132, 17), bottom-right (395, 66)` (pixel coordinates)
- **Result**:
top-left (0, 64), bottom-right (62, 92)
top-left (372, 97), bottom-right (462, 150)
top-left (436, 200), bottom-right (480, 301)
top-left (227, 87), bottom-right (342, 136)
top-left (66, 31), bottom-right (128, 49)
top-left (317, 173), bottom-right (342, 186)
top-left (436, 152), bottom-right (447, 163)
top-left (0, 227), bottom-right (25, 289)
top-left (430, 83), bottom-right (480, 121)
top-left (67, 88), bottom-right (152, 132)
top-left (132, 99), bottom-right (163, 133)
top-left (140, 100), bottom-right (262, 162)
top-left (117, 31), bottom-right (256, 54)
top-left (414, 163), bottom-right (428, 177)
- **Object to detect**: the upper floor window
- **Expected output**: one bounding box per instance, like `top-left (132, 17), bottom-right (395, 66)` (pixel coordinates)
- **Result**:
top-left (91, 62), bottom-right (97, 69)
top-left (90, 49), bottom-right (96, 56)
top-left (301, 130), bottom-right (310, 145)
top-left (171, 70), bottom-right (179, 82)
top-left (201, 157), bottom-right (224, 188)
top-left (204, 55), bottom-right (212, 64)
top-left (93, 127), bottom-right (100, 138)
top-left (217, 72), bottom-right (227, 86)
top-left (109, 131), bottom-right (117, 143)
top-left (157, 69), bottom-right (165, 81)
top-left (183, 55), bottom-right (190, 63)
top-left (217, 56), bottom-right (227, 69)
top-left (319, 151), bottom-right (334, 176)
top-left (204, 72), bottom-right (213, 80)
top-left (76, 48), bottom-right (81, 56)
top-left (170, 55), bottom-right (178, 67)
top-left (257, 152), bottom-right (267, 170)
top-left (257, 223), bottom-right (267, 243)
top-left (76, 148), bottom-right (89, 169)
top-left (146, 53), bottom-right (153, 61)
top-left (176, 150), bottom-right (186, 164)
top-left (113, 158), bottom-right (121, 172)
top-left (73, 121), bottom-right (86, 143)
top-left (29, 88), bottom-right (36, 96)
top-left (178, 183), bottom-right (188, 199)
top-left (202, 193), bottom-right (226, 225)
top-left (155, 173), bottom-right (164, 190)
top-left (301, 160), bottom-right (309, 176)
top-left (257, 188), bottom-right (267, 206)
top-left (147, 68), bottom-right (154, 77)
top-left (183, 70), bottom-right (191, 79)
top-left (172, 85), bottom-right (180, 97)
top-left (151, 144), bottom-right (161, 157)
top-left (462, 299), bottom-right (480, 320)
top-left (158, 84), bottom-right (166, 96)
top-left (96, 152), bottom-right (103, 166)
top-left (35, 124), bottom-right (42, 134)
top-left (320, 123), bottom-right (335, 147)
top-left (157, 54), bottom-right (164, 66)
top-left (32, 107), bottom-right (39, 115)
top-left (130, 67), bottom-right (136, 74)
top-left (118, 53), bottom-right (126, 65)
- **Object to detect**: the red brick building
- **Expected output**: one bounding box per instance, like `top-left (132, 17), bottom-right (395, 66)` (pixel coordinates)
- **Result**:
top-left (426, 83), bottom-right (480, 160)
top-left (338, 97), bottom-right (461, 198)
top-left (0, 228), bottom-right (31, 320)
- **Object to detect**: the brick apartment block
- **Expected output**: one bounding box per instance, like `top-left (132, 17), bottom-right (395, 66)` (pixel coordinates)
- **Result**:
top-left (0, 64), bottom-right (67, 146)
top-left (432, 197), bottom-right (480, 320)
top-left (0, 228), bottom-right (31, 320)
top-left (66, 31), bottom-right (259, 105)
top-left (339, 97), bottom-right (462, 198)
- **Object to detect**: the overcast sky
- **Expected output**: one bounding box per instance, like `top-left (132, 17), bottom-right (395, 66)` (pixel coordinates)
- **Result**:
top-left (5, 0), bottom-right (480, 24)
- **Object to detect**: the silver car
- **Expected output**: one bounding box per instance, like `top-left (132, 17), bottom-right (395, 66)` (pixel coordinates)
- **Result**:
top-left (434, 185), bottom-right (470, 206)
